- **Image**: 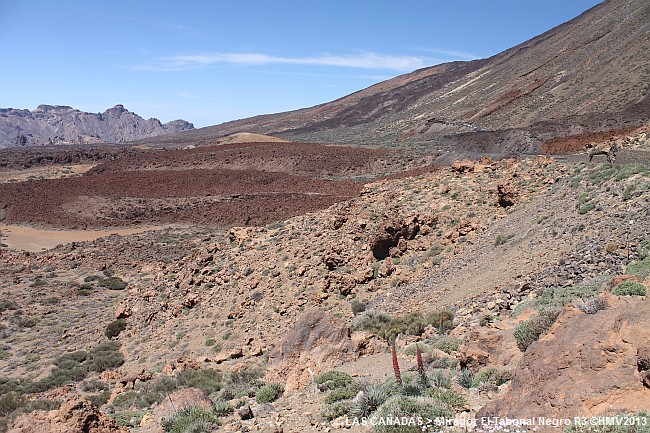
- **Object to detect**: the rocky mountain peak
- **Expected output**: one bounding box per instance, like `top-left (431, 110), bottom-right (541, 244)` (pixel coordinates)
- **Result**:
top-left (0, 104), bottom-right (194, 147)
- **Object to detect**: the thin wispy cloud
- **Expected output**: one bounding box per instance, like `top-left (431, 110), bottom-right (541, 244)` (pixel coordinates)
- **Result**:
top-left (135, 52), bottom-right (427, 72)
top-left (411, 47), bottom-right (480, 61)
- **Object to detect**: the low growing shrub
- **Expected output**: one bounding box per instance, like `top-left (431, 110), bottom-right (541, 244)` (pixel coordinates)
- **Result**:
top-left (625, 258), bottom-right (650, 280)
top-left (105, 319), bottom-right (127, 339)
top-left (514, 308), bottom-right (561, 351)
top-left (373, 395), bottom-right (452, 433)
top-left (573, 296), bottom-right (608, 314)
top-left (314, 371), bottom-right (353, 391)
top-left (162, 405), bottom-right (219, 433)
top-left (324, 387), bottom-right (357, 404)
top-left (255, 383), bottom-right (284, 403)
top-left (98, 276), bottom-right (128, 290)
top-left (612, 281), bottom-right (646, 296)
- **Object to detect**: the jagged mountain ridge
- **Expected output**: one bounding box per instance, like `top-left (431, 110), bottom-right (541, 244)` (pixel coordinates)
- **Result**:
top-left (144, 0), bottom-right (649, 152)
top-left (0, 104), bottom-right (194, 148)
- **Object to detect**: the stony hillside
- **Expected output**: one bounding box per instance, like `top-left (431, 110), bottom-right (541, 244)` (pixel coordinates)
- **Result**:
top-left (1, 153), bottom-right (648, 432)
top-left (142, 0), bottom-right (649, 154)
top-left (0, 104), bottom-right (194, 148)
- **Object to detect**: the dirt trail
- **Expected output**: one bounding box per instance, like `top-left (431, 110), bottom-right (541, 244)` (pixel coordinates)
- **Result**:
top-left (0, 224), bottom-right (172, 252)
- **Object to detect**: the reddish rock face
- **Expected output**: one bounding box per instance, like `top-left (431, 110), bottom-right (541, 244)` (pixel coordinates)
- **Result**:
top-left (479, 295), bottom-right (650, 421)
top-left (458, 327), bottom-right (521, 371)
top-left (8, 395), bottom-right (126, 433)
top-left (151, 388), bottom-right (213, 424)
top-left (265, 308), bottom-right (359, 391)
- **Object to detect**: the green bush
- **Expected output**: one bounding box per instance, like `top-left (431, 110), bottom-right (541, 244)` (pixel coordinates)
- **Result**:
top-left (162, 405), bottom-right (220, 433)
top-left (87, 341), bottom-right (125, 372)
top-left (588, 164), bottom-right (616, 184)
top-left (212, 400), bottom-right (233, 417)
top-left (105, 319), bottom-right (127, 339)
top-left (0, 391), bottom-right (27, 417)
top-left (111, 410), bottom-right (146, 428)
top-left (472, 367), bottom-right (497, 386)
top-left (612, 281), bottom-right (646, 296)
top-left (579, 202), bottom-right (596, 214)
top-left (616, 163), bottom-right (648, 181)
top-left (539, 284), bottom-right (601, 309)
top-left (98, 276), bottom-right (128, 290)
top-left (255, 383), bottom-right (283, 403)
top-left (514, 308), bottom-right (561, 351)
top-left (495, 234), bottom-right (515, 246)
top-left (314, 371), bottom-right (353, 391)
top-left (0, 299), bottom-right (18, 313)
top-left (322, 401), bottom-right (350, 420)
top-left (639, 240), bottom-right (650, 260)
top-left (626, 258), bottom-right (650, 280)
top-left (87, 390), bottom-right (110, 407)
top-left (324, 387), bottom-right (357, 404)
top-left (351, 309), bottom-right (393, 335)
top-left (176, 368), bottom-right (223, 395)
top-left (373, 396), bottom-right (452, 433)
top-left (425, 310), bottom-right (455, 332)
top-left (429, 335), bottom-right (462, 354)
top-left (351, 299), bottom-right (368, 315)
top-left (429, 388), bottom-right (466, 411)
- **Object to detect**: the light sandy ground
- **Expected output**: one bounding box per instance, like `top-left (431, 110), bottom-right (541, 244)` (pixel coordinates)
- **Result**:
top-left (0, 224), bottom-right (169, 252)
top-left (0, 164), bottom-right (95, 183)
top-left (215, 132), bottom-right (289, 144)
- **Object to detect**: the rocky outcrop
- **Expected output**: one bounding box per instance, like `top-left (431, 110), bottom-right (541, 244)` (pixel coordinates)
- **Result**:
top-left (150, 388), bottom-right (213, 424)
top-left (479, 295), bottom-right (650, 419)
top-left (458, 326), bottom-right (521, 371)
top-left (0, 104), bottom-right (193, 147)
top-left (8, 395), bottom-right (126, 433)
top-left (265, 309), bottom-right (360, 391)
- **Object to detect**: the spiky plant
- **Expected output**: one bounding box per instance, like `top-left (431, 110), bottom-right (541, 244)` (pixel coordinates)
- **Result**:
top-left (456, 368), bottom-right (475, 389)
top-left (348, 384), bottom-right (392, 419)
top-left (391, 338), bottom-right (402, 386)
top-left (415, 343), bottom-right (429, 388)
top-left (429, 369), bottom-right (452, 389)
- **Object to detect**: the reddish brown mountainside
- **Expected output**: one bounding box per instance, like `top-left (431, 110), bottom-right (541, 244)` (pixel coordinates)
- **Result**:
top-left (143, 0), bottom-right (649, 153)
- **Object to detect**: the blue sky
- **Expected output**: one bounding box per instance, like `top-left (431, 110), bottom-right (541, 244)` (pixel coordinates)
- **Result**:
top-left (0, 1), bottom-right (602, 128)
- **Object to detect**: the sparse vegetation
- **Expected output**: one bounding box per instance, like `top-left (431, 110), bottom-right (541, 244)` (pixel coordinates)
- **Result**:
top-left (495, 233), bottom-right (515, 246)
top-left (105, 318), bottom-right (127, 339)
top-left (98, 276), bottom-right (128, 290)
top-left (573, 296), bottom-right (608, 314)
top-left (612, 281), bottom-right (646, 296)
top-left (255, 383), bottom-right (284, 403)
top-left (514, 308), bottom-right (562, 351)
top-left (314, 371), bottom-right (353, 391)
top-left (162, 405), bottom-right (220, 433)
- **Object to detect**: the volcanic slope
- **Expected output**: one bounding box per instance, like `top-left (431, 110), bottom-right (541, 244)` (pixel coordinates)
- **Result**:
top-left (143, 0), bottom-right (650, 153)
top-left (0, 141), bottom-right (442, 229)
top-left (1, 154), bottom-right (648, 431)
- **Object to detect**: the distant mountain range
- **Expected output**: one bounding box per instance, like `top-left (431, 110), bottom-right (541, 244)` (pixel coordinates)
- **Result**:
top-left (0, 104), bottom-right (194, 148)
top-left (145, 0), bottom-right (649, 154)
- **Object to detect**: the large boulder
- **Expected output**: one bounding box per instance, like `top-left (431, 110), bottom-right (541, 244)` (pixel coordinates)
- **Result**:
top-left (479, 295), bottom-right (650, 420)
top-left (265, 308), bottom-right (359, 391)
top-left (151, 388), bottom-right (213, 424)
top-left (458, 326), bottom-right (521, 371)
top-left (8, 395), bottom-right (126, 433)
